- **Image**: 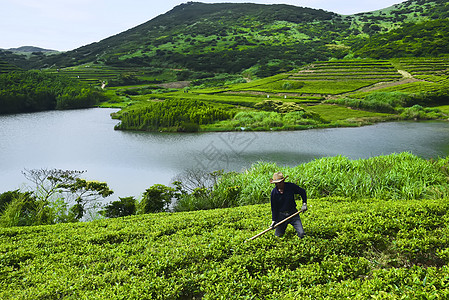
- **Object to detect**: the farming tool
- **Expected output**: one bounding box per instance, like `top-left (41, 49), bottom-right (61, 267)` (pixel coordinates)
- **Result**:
top-left (245, 210), bottom-right (304, 242)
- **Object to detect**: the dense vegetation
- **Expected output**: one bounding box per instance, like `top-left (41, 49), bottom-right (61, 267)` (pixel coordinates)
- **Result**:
top-left (172, 152), bottom-right (449, 211)
top-left (1, 153), bottom-right (449, 298)
top-left (0, 71), bottom-right (107, 114)
top-left (111, 58), bottom-right (449, 132)
top-left (0, 58), bottom-right (21, 74)
top-left (353, 19), bottom-right (449, 59)
top-left (2, 0), bottom-right (449, 79)
top-left (2, 153), bottom-right (448, 223)
top-left (114, 99), bottom-right (234, 132)
top-left (0, 169), bottom-right (113, 227)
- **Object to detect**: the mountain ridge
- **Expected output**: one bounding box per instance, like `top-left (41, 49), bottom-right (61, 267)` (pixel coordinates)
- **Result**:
top-left (4, 46), bottom-right (56, 53)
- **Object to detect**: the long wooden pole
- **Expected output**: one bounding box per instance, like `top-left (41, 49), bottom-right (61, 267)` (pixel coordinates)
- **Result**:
top-left (245, 210), bottom-right (303, 242)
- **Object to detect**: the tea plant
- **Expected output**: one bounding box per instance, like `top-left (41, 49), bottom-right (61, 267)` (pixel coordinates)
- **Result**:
top-left (1, 197), bottom-right (448, 299)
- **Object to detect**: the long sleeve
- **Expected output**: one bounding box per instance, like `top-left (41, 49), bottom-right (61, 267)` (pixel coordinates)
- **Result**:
top-left (270, 188), bottom-right (280, 222)
top-left (270, 183), bottom-right (306, 222)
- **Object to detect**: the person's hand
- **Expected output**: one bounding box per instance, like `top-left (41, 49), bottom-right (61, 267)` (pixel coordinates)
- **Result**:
top-left (270, 221), bottom-right (276, 228)
top-left (301, 203), bottom-right (307, 212)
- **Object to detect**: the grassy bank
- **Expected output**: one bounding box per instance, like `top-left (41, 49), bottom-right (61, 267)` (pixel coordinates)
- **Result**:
top-left (173, 153), bottom-right (449, 211)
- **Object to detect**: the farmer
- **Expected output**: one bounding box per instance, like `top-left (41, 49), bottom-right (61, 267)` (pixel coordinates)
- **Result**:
top-left (270, 172), bottom-right (307, 238)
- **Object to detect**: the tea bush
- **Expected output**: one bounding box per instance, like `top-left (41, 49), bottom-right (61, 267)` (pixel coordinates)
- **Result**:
top-left (1, 198), bottom-right (449, 299)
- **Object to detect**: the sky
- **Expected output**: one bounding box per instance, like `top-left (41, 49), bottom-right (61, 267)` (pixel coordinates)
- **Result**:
top-left (1, 0), bottom-right (406, 51)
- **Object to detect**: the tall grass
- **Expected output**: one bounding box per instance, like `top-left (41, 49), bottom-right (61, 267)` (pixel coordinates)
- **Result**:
top-left (174, 153), bottom-right (449, 211)
top-left (327, 91), bottom-right (410, 113)
top-left (210, 110), bottom-right (322, 131)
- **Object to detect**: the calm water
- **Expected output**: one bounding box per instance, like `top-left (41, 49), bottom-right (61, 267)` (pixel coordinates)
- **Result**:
top-left (1, 108), bottom-right (449, 199)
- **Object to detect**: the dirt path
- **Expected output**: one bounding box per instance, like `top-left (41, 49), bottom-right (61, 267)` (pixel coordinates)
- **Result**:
top-left (158, 81), bottom-right (190, 89)
top-left (397, 69), bottom-right (413, 78)
top-left (347, 70), bottom-right (421, 94)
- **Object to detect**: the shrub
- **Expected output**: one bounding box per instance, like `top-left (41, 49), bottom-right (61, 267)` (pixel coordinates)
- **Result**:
top-left (0, 192), bottom-right (51, 227)
top-left (327, 92), bottom-right (411, 113)
top-left (101, 197), bottom-right (137, 218)
top-left (254, 99), bottom-right (304, 113)
top-left (400, 104), bottom-right (444, 120)
top-left (116, 99), bottom-right (233, 131)
top-left (139, 184), bottom-right (176, 213)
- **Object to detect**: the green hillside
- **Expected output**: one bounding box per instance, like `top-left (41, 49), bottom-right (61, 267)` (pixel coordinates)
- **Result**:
top-left (1, 1), bottom-right (449, 119)
top-left (2, 151), bottom-right (449, 298)
top-left (111, 57), bottom-right (449, 132)
top-left (2, 197), bottom-right (449, 299)
top-left (2, 0), bottom-right (449, 78)
top-left (0, 59), bottom-right (21, 74)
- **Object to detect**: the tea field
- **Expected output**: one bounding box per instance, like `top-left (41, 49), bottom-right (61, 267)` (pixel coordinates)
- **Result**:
top-left (0, 59), bottom-right (21, 74)
top-left (100, 57), bottom-right (448, 132)
top-left (1, 197), bottom-right (449, 299)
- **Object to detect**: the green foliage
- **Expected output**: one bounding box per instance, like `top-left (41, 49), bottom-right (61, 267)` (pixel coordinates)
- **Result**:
top-left (111, 56), bottom-right (449, 132)
top-left (1, 197), bottom-right (449, 298)
top-left (0, 190), bottom-right (21, 214)
top-left (0, 191), bottom-right (55, 227)
top-left (139, 184), bottom-right (176, 214)
top-left (100, 197), bottom-right (137, 218)
top-left (173, 153), bottom-right (449, 211)
top-left (327, 92), bottom-right (411, 113)
top-left (190, 73), bottom-right (246, 88)
top-left (399, 104), bottom-right (445, 120)
top-left (213, 110), bottom-right (323, 131)
top-left (354, 19), bottom-right (449, 59)
top-left (254, 99), bottom-right (304, 113)
top-left (0, 71), bottom-right (106, 114)
top-left (0, 58), bottom-right (21, 74)
top-left (3, 169), bottom-right (114, 226)
top-left (3, 0), bottom-right (449, 79)
top-left (115, 99), bottom-right (234, 131)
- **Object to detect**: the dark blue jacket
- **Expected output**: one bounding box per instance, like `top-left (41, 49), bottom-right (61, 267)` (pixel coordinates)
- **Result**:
top-left (271, 182), bottom-right (307, 222)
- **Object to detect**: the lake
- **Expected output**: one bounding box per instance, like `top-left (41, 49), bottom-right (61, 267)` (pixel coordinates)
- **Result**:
top-left (1, 108), bottom-right (448, 199)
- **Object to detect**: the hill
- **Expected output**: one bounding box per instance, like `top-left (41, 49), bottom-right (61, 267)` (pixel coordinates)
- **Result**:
top-left (5, 46), bottom-right (56, 53)
top-left (2, 1), bottom-right (449, 119)
top-left (110, 57), bottom-right (449, 132)
top-left (2, 0), bottom-right (449, 79)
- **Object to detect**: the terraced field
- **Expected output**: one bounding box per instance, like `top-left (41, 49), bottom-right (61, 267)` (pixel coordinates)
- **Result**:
top-left (44, 65), bottom-right (166, 86)
top-left (0, 59), bottom-right (21, 74)
top-left (37, 57), bottom-right (449, 101)
top-left (211, 60), bottom-right (405, 98)
top-left (395, 57), bottom-right (449, 77)
top-left (349, 57), bottom-right (449, 97)
top-left (109, 57), bottom-right (449, 131)
top-left (45, 65), bottom-right (121, 85)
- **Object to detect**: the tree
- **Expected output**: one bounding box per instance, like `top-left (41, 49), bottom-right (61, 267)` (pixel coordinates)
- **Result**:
top-left (139, 184), bottom-right (176, 213)
top-left (0, 190), bottom-right (21, 213)
top-left (100, 197), bottom-right (137, 218)
top-left (22, 168), bottom-right (113, 222)
top-left (0, 191), bottom-right (47, 227)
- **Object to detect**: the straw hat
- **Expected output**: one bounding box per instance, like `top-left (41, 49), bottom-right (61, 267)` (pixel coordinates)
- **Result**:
top-left (270, 172), bottom-right (288, 183)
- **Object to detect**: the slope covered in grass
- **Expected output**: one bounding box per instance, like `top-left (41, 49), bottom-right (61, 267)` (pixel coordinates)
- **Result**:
top-left (111, 57), bottom-right (449, 132)
top-left (2, 153), bottom-right (449, 299)
top-left (1, 198), bottom-right (449, 299)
